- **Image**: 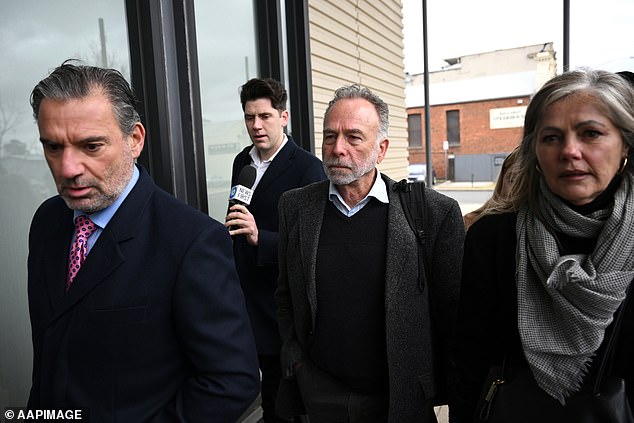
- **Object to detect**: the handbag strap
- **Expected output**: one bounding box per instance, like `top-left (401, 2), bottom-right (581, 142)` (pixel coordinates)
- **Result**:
top-left (592, 283), bottom-right (632, 394)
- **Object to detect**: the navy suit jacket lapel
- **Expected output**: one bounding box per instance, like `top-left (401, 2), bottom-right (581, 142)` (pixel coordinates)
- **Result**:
top-left (56, 228), bottom-right (126, 317)
top-left (234, 151), bottom-right (252, 181)
top-left (50, 167), bottom-right (151, 321)
top-left (44, 208), bottom-right (75, 312)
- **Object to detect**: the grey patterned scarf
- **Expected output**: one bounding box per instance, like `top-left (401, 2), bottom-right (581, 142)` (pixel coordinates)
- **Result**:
top-left (515, 173), bottom-right (634, 404)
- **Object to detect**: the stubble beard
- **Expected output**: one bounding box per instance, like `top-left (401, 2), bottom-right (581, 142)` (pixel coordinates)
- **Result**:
top-left (60, 156), bottom-right (135, 214)
top-left (323, 147), bottom-right (379, 186)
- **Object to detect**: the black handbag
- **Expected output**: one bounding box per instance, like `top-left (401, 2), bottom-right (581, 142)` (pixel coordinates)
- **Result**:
top-left (476, 287), bottom-right (633, 423)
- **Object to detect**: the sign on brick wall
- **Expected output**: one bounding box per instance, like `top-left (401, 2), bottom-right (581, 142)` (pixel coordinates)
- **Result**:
top-left (490, 106), bottom-right (527, 129)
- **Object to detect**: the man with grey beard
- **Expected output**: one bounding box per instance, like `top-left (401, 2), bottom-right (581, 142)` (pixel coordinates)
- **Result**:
top-left (275, 84), bottom-right (465, 422)
top-left (26, 61), bottom-right (259, 422)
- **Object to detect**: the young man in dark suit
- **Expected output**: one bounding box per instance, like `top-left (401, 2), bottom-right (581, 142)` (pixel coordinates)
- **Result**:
top-left (225, 78), bottom-right (325, 422)
top-left (27, 61), bottom-right (259, 422)
top-left (275, 84), bottom-right (465, 422)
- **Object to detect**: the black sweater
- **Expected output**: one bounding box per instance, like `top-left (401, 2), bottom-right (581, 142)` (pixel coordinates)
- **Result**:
top-left (310, 199), bottom-right (389, 393)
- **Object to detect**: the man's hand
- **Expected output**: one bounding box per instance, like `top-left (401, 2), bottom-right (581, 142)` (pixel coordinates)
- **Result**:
top-left (225, 204), bottom-right (259, 246)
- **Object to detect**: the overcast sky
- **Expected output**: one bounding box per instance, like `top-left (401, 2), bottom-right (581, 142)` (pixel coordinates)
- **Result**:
top-left (402, 0), bottom-right (634, 74)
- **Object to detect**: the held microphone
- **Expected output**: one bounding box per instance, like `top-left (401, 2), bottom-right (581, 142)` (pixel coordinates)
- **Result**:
top-left (229, 165), bottom-right (257, 206)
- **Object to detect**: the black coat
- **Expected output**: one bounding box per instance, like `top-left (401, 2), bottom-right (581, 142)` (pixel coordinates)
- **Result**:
top-left (452, 212), bottom-right (634, 422)
top-left (28, 166), bottom-right (259, 422)
top-left (230, 138), bottom-right (326, 354)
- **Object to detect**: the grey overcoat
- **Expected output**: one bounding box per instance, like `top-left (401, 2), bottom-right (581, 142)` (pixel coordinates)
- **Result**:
top-left (275, 174), bottom-right (465, 422)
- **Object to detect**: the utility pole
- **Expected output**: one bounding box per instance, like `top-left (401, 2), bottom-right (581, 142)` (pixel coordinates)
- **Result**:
top-left (563, 0), bottom-right (570, 71)
top-left (99, 18), bottom-right (108, 68)
top-left (422, 0), bottom-right (433, 184)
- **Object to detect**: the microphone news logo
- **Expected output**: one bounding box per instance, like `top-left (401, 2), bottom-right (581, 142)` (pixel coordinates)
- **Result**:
top-left (229, 185), bottom-right (254, 205)
top-left (228, 165), bottom-right (256, 206)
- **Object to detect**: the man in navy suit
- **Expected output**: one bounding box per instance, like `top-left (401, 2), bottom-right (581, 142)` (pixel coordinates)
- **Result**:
top-left (225, 78), bottom-right (325, 422)
top-left (27, 61), bottom-right (259, 422)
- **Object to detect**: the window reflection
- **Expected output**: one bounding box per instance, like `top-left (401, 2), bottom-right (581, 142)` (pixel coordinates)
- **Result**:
top-left (193, 0), bottom-right (258, 222)
top-left (0, 0), bottom-right (129, 408)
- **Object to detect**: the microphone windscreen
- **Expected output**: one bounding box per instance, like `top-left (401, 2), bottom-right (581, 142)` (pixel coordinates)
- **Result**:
top-left (237, 165), bottom-right (257, 189)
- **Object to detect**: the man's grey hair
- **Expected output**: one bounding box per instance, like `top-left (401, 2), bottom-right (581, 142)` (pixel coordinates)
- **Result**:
top-left (324, 84), bottom-right (389, 140)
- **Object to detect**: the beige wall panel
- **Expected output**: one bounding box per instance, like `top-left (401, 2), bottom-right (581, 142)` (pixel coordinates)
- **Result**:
top-left (357, 17), bottom-right (401, 45)
top-left (357, 44), bottom-right (403, 71)
top-left (358, 50), bottom-right (403, 73)
top-left (356, 64), bottom-right (403, 87)
top-left (312, 56), bottom-right (360, 82)
top-left (312, 55), bottom-right (359, 76)
top-left (309, 0), bottom-right (359, 21)
top-left (359, 0), bottom-right (403, 22)
top-left (310, 17), bottom-right (358, 42)
top-left (310, 26), bottom-right (358, 54)
top-left (358, 35), bottom-right (400, 52)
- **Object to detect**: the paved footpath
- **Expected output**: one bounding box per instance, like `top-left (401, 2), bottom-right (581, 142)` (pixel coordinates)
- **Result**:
top-left (435, 180), bottom-right (495, 215)
top-left (434, 180), bottom-right (496, 191)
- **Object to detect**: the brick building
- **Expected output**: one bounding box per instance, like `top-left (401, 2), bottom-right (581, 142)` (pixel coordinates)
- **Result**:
top-left (405, 43), bottom-right (557, 182)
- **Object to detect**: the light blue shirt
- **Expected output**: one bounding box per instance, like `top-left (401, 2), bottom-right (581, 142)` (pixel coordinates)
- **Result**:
top-left (72, 166), bottom-right (140, 254)
top-left (328, 170), bottom-right (389, 217)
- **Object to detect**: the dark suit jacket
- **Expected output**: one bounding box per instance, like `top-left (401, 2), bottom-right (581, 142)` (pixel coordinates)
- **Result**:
top-left (275, 174), bottom-right (465, 422)
top-left (27, 166), bottom-right (259, 423)
top-left (230, 138), bottom-right (325, 354)
top-left (452, 212), bottom-right (634, 422)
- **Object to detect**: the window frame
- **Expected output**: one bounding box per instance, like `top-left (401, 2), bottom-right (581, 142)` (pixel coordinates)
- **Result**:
top-left (407, 113), bottom-right (423, 148)
top-left (126, 0), bottom-right (314, 212)
top-left (446, 109), bottom-right (461, 146)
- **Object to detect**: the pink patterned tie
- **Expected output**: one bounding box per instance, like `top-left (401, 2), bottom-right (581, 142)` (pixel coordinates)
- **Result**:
top-left (66, 215), bottom-right (96, 291)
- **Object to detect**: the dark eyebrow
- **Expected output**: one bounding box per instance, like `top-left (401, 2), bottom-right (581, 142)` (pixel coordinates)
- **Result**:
top-left (538, 126), bottom-right (561, 133)
top-left (245, 112), bottom-right (273, 117)
top-left (539, 119), bottom-right (610, 137)
top-left (574, 120), bottom-right (608, 130)
top-left (39, 135), bottom-right (107, 145)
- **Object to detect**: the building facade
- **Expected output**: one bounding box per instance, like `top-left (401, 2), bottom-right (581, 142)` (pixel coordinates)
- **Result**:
top-left (405, 42), bottom-right (557, 181)
top-left (0, 0), bottom-right (408, 410)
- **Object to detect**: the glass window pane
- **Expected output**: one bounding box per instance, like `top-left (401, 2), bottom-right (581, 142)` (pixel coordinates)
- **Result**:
top-left (194, 1), bottom-right (258, 222)
top-left (0, 1), bottom-right (130, 408)
top-left (407, 114), bottom-right (422, 148)
top-left (447, 110), bottom-right (461, 145)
